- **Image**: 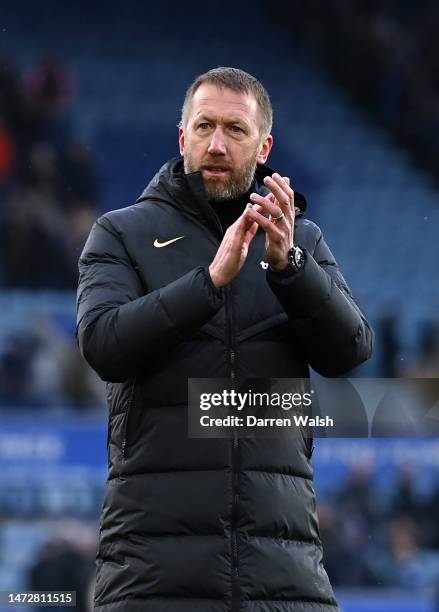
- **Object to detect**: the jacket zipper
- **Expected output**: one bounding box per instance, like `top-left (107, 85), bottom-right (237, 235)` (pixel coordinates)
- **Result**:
top-left (226, 285), bottom-right (240, 610)
top-left (209, 211), bottom-right (240, 610)
top-left (122, 377), bottom-right (136, 459)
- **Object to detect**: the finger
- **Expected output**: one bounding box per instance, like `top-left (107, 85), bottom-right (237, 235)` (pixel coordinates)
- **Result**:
top-left (283, 177), bottom-right (295, 212)
top-left (250, 203), bottom-right (266, 216)
top-left (274, 173), bottom-right (294, 198)
top-left (245, 202), bottom-right (267, 218)
top-left (254, 191), bottom-right (292, 227)
top-left (263, 174), bottom-right (294, 208)
top-left (249, 192), bottom-right (283, 218)
top-left (231, 210), bottom-right (254, 242)
top-left (263, 175), bottom-right (292, 207)
top-left (242, 206), bottom-right (265, 233)
top-left (242, 207), bottom-right (257, 228)
top-left (263, 174), bottom-right (294, 226)
top-left (281, 178), bottom-right (296, 244)
top-left (246, 207), bottom-right (284, 241)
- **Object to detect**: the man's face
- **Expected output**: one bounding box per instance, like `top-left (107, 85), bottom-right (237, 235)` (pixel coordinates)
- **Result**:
top-left (179, 83), bottom-right (273, 202)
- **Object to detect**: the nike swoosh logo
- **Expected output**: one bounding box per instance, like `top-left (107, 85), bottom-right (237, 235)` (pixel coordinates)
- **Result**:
top-left (153, 236), bottom-right (185, 248)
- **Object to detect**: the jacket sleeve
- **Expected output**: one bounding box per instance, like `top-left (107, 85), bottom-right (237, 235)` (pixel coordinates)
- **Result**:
top-left (266, 230), bottom-right (374, 376)
top-left (76, 216), bottom-right (224, 382)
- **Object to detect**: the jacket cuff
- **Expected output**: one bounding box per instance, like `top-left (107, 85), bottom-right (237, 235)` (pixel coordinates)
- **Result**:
top-left (267, 249), bottom-right (332, 318)
top-left (203, 266), bottom-right (224, 299)
top-left (159, 266), bottom-right (224, 336)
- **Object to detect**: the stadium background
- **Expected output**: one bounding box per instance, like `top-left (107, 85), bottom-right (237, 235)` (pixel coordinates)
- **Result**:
top-left (1, 0), bottom-right (439, 610)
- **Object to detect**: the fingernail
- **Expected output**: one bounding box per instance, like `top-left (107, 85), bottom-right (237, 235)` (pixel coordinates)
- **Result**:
top-left (246, 203), bottom-right (253, 209)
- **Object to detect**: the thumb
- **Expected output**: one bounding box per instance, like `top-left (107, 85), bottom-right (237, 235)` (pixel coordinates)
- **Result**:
top-left (243, 221), bottom-right (258, 247)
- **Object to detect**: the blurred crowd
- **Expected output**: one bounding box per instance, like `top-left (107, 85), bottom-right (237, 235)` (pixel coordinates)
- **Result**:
top-left (280, 0), bottom-right (439, 184)
top-left (0, 54), bottom-right (103, 408)
top-left (0, 314), bottom-right (105, 409)
top-left (29, 535), bottom-right (95, 612)
top-left (320, 464), bottom-right (439, 590)
top-left (0, 54), bottom-right (99, 288)
top-left (0, 519), bottom-right (97, 612)
top-left (379, 315), bottom-right (439, 378)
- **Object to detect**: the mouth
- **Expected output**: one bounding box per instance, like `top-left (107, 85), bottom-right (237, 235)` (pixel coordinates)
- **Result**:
top-left (202, 166), bottom-right (230, 178)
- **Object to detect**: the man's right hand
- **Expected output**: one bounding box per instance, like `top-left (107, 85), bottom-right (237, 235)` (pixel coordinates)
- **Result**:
top-left (209, 207), bottom-right (259, 288)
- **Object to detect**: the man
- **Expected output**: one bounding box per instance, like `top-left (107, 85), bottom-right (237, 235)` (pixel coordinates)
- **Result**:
top-left (77, 67), bottom-right (373, 612)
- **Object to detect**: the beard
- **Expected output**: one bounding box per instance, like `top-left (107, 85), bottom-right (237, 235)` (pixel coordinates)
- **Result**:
top-left (184, 150), bottom-right (259, 202)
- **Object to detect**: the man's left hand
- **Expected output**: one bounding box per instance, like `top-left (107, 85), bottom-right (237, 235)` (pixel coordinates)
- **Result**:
top-left (246, 173), bottom-right (295, 271)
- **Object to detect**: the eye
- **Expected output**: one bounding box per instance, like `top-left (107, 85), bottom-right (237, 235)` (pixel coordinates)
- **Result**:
top-left (197, 122), bottom-right (211, 130)
top-left (230, 125), bottom-right (244, 133)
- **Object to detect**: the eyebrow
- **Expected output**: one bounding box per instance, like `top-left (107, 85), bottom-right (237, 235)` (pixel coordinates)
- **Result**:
top-left (195, 113), bottom-right (250, 127)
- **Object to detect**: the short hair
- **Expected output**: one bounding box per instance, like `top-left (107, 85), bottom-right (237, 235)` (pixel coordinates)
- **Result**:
top-left (180, 67), bottom-right (273, 137)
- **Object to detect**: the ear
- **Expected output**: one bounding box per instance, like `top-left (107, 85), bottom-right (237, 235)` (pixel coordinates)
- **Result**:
top-left (178, 127), bottom-right (185, 155)
top-left (257, 134), bottom-right (273, 165)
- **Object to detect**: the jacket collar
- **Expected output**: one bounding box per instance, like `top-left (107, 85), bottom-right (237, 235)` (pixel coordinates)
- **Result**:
top-left (136, 155), bottom-right (307, 218)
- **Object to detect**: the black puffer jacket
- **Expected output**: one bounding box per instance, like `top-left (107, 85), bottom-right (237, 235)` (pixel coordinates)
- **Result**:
top-left (76, 156), bottom-right (373, 612)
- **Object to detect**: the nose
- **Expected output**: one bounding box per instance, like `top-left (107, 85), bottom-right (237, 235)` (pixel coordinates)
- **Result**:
top-left (208, 128), bottom-right (227, 155)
